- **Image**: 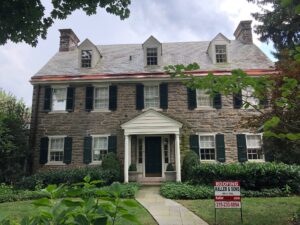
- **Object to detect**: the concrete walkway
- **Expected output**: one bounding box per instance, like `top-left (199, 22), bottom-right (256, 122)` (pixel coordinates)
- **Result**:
top-left (136, 186), bottom-right (208, 225)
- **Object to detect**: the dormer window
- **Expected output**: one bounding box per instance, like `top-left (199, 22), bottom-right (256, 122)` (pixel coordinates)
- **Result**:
top-left (146, 48), bottom-right (158, 65)
top-left (81, 50), bottom-right (92, 68)
top-left (215, 45), bottom-right (227, 63)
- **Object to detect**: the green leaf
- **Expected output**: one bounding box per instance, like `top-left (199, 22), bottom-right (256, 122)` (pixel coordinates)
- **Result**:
top-left (286, 133), bottom-right (300, 141)
top-left (74, 214), bottom-right (89, 225)
top-left (62, 198), bottom-right (84, 207)
top-left (121, 213), bottom-right (139, 223)
top-left (32, 198), bottom-right (51, 207)
top-left (45, 184), bottom-right (57, 193)
top-left (122, 200), bottom-right (138, 207)
top-left (83, 175), bottom-right (91, 183)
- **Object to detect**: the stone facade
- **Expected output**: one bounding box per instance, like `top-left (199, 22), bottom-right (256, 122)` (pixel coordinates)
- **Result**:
top-left (31, 81), bottom-right (259, 172)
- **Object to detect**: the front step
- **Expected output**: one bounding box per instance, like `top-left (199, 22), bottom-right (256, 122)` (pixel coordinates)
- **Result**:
top-left (139, 177), bottom-right (164, 186)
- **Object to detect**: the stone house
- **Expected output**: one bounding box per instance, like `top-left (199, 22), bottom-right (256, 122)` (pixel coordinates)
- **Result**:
top-left (30, 20), bottom-right (275, 183)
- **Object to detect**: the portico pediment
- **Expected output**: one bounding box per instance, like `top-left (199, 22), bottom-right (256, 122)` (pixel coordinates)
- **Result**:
top-left (121, 109), bottom-right (182, 135)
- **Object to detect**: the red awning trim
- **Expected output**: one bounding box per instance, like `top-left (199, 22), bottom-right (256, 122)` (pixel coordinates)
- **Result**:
top-left (30, 69), bottom-right (278, 83)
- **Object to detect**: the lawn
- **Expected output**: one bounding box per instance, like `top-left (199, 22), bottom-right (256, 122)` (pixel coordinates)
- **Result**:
top-left (0, 199), bottom-right (157, 225)
top-left (177, 197), bottom-right (300, 225)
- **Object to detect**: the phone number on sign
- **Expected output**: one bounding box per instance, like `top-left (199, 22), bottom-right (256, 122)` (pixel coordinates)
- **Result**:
top-left (215, 201), bottom-right (241, 208)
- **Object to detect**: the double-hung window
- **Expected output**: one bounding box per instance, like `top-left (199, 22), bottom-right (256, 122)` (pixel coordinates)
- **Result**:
top-left (246, 134), bottom-right (263, 160)
top-left (94, 86), bottom-right (109, 110)
top-left (81, 50), bottom-right (92, 68)
top-left (215, 45), bottom-right (227, 63)
top-left (92, 136), bottom-right (108, 162)
top-left (242, 86), bottom-right (259, 108)
top-left (52, 87), bottom-right (67, 111)
top-left (199, 135), bottom-right (216, 161)
top-left (49, 137), bottom-right (64, 162)
top-left (144, 85), bottom-right (159, 108)
top-left (146, 48), bottom-right (158, 65)
top-left (196, 89), bottom-right (213, 108)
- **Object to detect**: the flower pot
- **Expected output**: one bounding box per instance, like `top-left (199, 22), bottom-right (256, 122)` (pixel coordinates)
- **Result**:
top-left (165, 171), bottom-right (176, 181)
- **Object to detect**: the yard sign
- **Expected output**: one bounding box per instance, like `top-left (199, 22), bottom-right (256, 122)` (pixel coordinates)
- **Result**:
top-left (214, 181), bottom-right (243, 224)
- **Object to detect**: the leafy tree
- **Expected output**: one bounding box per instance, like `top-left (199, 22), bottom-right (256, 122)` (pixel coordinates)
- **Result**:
top-left (247, 0), bottom-right (300, 55)
top-left (0, 0), bottom-right (131, 46)
top-left (0, 89), bottom-right (31, 183)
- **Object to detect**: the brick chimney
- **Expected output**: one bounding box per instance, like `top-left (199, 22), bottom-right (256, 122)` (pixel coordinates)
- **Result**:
top-left (59, 29), bottom-right (80, 52)
top-left (234, 21), bottom-right (253, 44)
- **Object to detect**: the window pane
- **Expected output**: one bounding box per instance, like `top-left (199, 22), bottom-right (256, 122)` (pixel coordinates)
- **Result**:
top-left (215, 45), bottom-right (227, 63)
top-left (199, 135), bottom-right (215, 148)
top-left (246, 135), bottom-right (261, 148)
top-left (144, 86), bottom-right (159, 108)
top-left (49, 137), bottom-right (64, 162)
top-left (242, 86), bottom-right (260, 106)
top-left (93, 137), bottom-right (108, 161)
top-left (197, 89), bottom-right (212, 107)
top-left (147, 48), bottom-right (158, 65)
top-left (81, 50), bottom-right (92, 68)
top-left (52, 88), bottom-right (67, 111)
top-left (94, 87), bottom-right (109, 109)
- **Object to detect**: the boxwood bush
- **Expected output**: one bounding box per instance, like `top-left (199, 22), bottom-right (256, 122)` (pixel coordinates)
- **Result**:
top-left (188, 162), bottom-right (300, 193)
top-left (160, 182), bottom-right (292, 199)
top-left (16, 166), bottom-right (120, 190)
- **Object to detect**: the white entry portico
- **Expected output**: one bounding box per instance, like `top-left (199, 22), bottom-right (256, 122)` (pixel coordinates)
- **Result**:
top-left (121, 109), bottom-right (182, 183)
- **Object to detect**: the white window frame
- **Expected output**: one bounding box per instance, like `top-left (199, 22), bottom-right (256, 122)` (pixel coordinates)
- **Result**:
top-left (51, 86), bottom-right (68, 112)
top-left (137, 137), bottom-right (143, 165)
top-left (215, 45), bottom-right (227, 64)
top-left (47, 135), bottom-right (66, 165)
top-left (146, 47), bottom-right (158, 66)
top-left (93, 85), bottom-right (110, 111)
top-left (245, 133), bottom-right (264, 162)
top-left (162, 136), bottom-right (170, 165)
top-left (242, 86), bottom-right (260, 109)
top-left (198, 133), bottom-right (217, 162)
top-left (196, 89), bottom-right (213, 109)
top-left (91, 135), bottom-right (109, 164)
top-left (144, 84), bottom-right (160, 109)
top-left (81, 50), bottom-right (92, 68)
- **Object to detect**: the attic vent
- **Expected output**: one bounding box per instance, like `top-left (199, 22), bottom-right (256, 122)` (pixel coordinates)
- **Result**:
top-left (129, 55), bottom-right (132, 61)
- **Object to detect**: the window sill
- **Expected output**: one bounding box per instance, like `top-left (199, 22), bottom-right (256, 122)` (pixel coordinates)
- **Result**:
top-left (195, 107), bottom-right (215, 111)
top-left (91, 109), bottom-right (111, 113)
top-left (142, 108), bottom-right (163, 112)
top-left (45, 162), bottom-right (66, 166)
top-left (89, 161), bottom-right (102, 165)
top-left (247, 159), bottom-right (265, 163)
top-left (200, 160), bottom-right (217, 163)
top-left (48, 110), bottom-right (68, 114)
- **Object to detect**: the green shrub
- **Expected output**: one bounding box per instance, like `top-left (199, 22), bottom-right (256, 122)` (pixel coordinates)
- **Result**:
top-left (182, 151), bottom-right (200, 181)
top-left (102, 153), bottom-right (121, 177)
top-left (0, 190), bottom-right (48, 203)
top-left (160, 182), bottom-right (292, 200)
top-left (16, 166), bottom-right (119, 190)
top-left (166, 163), bottom-right (175, 171)
top-left (188, 162), bottom-right (300, 193)
top-left (128, 164), bottom-right (137, 171)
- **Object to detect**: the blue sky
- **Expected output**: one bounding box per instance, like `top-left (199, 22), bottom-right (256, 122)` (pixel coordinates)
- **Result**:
top-left (0, 0), bottom-right (275, 107)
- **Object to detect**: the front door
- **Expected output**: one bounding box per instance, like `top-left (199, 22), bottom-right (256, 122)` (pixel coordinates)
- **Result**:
top-left (145, 136), bottom-right (162, 177)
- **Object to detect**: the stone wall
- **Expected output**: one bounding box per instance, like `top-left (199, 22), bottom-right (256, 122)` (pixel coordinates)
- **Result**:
top-left (31, 82), bottom-right (259, 172)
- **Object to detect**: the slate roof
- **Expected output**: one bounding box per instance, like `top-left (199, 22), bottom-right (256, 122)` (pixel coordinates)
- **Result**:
top-left (34, 40), bottom-right (274, 77)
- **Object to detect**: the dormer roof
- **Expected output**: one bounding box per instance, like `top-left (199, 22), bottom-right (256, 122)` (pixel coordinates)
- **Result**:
top-left (207, 33), bottom-right (230, 52)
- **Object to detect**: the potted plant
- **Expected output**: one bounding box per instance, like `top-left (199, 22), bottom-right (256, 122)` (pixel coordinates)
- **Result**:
top-left (128, 164), bottom-right (138, 182)
top-left (165, 163), bottom-right (176, 181)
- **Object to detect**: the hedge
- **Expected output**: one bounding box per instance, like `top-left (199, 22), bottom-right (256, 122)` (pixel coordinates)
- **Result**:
top-left (188, 162), bottom-right (300, 193)
top-left (160, 182), bottom-right (292, 200)
top-left (16, 166), bottom-right (120, 190)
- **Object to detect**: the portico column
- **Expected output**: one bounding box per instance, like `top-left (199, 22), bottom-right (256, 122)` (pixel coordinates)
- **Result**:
top-left (124, 135), bottom-right (129, 183)
top-left (175, 133), bottom-right (181, 182)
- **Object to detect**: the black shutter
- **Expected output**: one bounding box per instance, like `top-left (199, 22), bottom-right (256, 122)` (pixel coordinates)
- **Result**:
top-left (233, 91), bottom-right (243, 109)
top-left (40, 137), bottom-right (49, 164)
top-left (216, 134), bottom-right (226, 162)
top-left (66, 87), bottom-right (75, 112)
top-left (237, 134), bottom-right (247, 162)
top-left (187, 88), bottom-right (197, 110)
top-left (108, 136), bottom-right (117, 154)
top-left (83, 136), bottom-right (92, 164)
top-left (85, 86), bottom-right (94, 112)
top-left (160, 83), bottom-right (168, 109)
top-left (213, 93), bottom-right (222, 109)
top-left (259, 98), bottom-right (268, 109)
top-left (63, 137), bottom-right (72, 164)
top-left (136, 84), bottom-right (144, 110)
top-left (189, 135), bottom-right (199, 156)
top-left (109, 85), bottom-right (117, 111)
top-left (43, 86), bottom-right (52, 112)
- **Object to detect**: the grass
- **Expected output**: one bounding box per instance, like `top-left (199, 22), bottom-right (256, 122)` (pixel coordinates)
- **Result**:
top-left (177, 196), bottom-right (300, 225)
top-left (0, 199), bottom-right (157, 225)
